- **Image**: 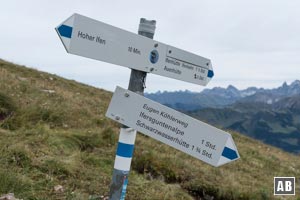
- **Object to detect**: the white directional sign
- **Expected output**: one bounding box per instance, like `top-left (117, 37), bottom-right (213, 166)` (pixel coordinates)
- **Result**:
top-left (106, 86), bottom-right (239, 167)
top-left (56, 13), bottom-right (214, 86)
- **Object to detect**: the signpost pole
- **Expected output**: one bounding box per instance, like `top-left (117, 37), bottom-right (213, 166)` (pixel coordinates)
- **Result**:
top-left (109, 18), bottom-right (156, 200)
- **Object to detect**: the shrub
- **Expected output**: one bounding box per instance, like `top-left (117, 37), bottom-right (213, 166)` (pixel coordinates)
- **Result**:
top-left (0, 92), bottom-right (16, 120)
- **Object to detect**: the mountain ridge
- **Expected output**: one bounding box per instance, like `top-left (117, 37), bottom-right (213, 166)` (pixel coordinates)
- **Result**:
top-left (146, 80), bottom-right (300, 110)
top-left (147, 81), bottom-right (300, 154)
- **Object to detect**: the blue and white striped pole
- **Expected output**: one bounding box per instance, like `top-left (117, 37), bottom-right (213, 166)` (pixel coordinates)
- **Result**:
top-left (109, 128), bottom-right (136, 200)
top-left (109, 18), bottom-right (156, 200)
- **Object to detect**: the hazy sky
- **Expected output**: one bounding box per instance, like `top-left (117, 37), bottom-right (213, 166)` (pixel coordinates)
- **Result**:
top-left (1, 0), bottom-right (299, 92)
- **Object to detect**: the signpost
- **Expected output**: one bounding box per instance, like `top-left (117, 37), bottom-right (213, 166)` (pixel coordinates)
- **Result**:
top-left (107, 18), bottom-right (156, 200)
top-left (56, 13), bottom-right (239, 200)
top-left (106, 86), bottom-right (239, 167)
top-left (56, 13), bottom-right (214, 86)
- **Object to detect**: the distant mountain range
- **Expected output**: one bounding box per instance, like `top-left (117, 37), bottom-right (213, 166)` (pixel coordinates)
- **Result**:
top-left (146, 81), bottom-right (300, 154)
top-left (146, 80), bottom-right (300, 111)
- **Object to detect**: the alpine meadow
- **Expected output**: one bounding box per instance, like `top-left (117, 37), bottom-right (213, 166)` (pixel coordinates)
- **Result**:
top-left (0, 59), bottom-right (300, 199)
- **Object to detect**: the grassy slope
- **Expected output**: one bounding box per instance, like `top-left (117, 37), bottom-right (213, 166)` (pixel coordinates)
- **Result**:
top-left (0, 59), bottom-right (299, 200)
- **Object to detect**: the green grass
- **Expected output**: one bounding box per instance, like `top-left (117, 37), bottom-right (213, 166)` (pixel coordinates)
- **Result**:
top-left (0, 59), bottom-right (300, 199)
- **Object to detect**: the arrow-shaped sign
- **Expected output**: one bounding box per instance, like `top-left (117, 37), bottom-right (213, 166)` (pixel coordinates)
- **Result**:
top-left (106, 86), bottom-right (239, 167)
top-left (56, 14), bottom-right (214, 86)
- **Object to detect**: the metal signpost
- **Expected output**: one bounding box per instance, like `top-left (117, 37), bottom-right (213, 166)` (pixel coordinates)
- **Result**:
top-left (107, 19), bottom-right (156, 200)
top-left (56, 13), bottom-right (239, 200)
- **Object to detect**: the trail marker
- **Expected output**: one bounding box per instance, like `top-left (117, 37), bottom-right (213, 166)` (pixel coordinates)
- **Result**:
top-left (56, 14), bottom-right (239, 200)
top-left (56, 13), bottom-right (214, 86)
top-left (106, 86), bottom-right (239, 167)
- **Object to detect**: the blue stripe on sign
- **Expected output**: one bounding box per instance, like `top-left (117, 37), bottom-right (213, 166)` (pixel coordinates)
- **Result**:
top-left (222, 147), bottom-right (238, 160)
top-left (58, 25), bottom-right (73, 38)
top-left (116, 142), bottom-right (134, 158)
top-left (207, 70), bottom-right (214, 78)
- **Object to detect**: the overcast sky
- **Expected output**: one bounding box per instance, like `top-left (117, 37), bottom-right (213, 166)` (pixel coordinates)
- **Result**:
top-left (1, 0), bottom-right (299, 93)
